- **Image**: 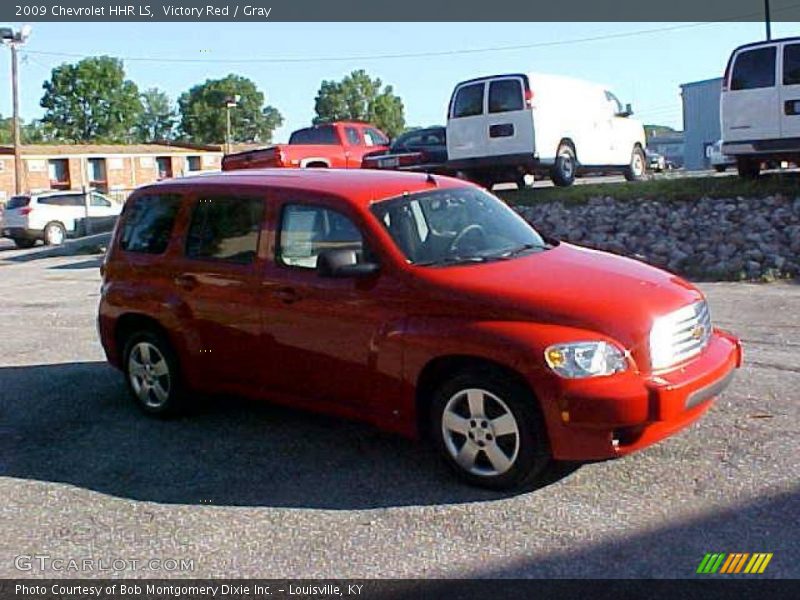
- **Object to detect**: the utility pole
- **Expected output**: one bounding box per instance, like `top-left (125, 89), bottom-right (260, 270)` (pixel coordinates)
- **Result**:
top-left (765, 0), bottom-right (772, 41)
top-left (224, 95), bottom-right (240, 155)
top-left (1, 26), bottom-right (31, 196)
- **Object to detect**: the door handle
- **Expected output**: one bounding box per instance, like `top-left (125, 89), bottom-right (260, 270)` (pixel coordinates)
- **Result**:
top-left (272, 286), bottom-right (301, 304)
top-left (174, 274), bottom-right (198, 290)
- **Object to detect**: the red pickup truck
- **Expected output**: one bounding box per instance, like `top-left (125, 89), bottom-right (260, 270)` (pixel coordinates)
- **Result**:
top-left (222, 121), bottom-right (390, 171)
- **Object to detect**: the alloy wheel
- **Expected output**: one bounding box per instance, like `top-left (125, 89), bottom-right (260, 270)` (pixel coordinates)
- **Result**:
top-left (128, 341), bottom-right (171, 408)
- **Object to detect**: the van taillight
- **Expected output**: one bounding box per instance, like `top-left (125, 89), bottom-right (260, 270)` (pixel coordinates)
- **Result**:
top-left (19, 207), bottom-right (33, 215)
top-left (525, 89), bottom-right (534, 108)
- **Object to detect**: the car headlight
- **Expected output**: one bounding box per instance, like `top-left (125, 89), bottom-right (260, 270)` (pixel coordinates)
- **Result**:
top-left (544, 341), bottom-right (627, 379)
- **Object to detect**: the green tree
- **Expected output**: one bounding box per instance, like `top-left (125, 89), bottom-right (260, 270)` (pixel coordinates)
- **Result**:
top-left (0, 115), bottom-right (59, 144)
top-left (178, 75), bottom-right (283, 144)
top-left (135, 88), bottom-right (176, 142)
top-left (313, 70), bottom-right (405, 138)
top-left (40, 56), bottom-right (143, 142)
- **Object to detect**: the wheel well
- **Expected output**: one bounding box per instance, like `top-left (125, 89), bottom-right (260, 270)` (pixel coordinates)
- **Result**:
top-left (415, 355), bottom-right (537, 439)
top-left (115, 313), bottom-right (169, 359)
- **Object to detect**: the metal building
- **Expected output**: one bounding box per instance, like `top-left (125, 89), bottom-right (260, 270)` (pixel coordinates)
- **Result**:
top-left (681, 77), bottom-right (723, 171)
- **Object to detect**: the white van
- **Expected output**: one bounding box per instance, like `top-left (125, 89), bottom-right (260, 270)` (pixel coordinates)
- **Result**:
top-left (721, 37), bottom-right (800, 178)
top-left (446, 73), bottom-right (647, 188)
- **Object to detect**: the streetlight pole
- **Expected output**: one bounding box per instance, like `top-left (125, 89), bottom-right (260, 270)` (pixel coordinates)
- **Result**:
top-left (224, 94), bottom-right (240, 155)
top-left (1, 26), bottom-right (31, 196)
top-left (765, 0), bottom-right (772, 41)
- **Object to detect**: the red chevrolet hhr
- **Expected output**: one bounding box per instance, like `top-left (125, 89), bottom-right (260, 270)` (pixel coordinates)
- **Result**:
top-left (98, 169), bottom-right (742, 490)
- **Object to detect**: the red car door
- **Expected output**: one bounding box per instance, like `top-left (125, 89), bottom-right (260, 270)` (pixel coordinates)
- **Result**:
top-left (169, 190), bottom-right (267, 392)
top-left (258, 191), bottom-right (407, 418)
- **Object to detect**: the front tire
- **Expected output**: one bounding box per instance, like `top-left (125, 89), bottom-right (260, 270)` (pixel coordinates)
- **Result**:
top-left (737, 157), bottom-right (760, 179)
top-left (550, 143), bottom-right (577, 187)
top-left (43, 222), bottom-right (66, 246)
top-left (430, 368), bottom-right (550, 490)
top-left (624, 146), bottom-right (647, 181)
top-left (122, 330), bottom-right (186, 417)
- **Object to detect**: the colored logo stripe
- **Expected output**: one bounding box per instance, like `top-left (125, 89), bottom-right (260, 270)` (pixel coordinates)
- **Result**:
top-left (698, 553), bottom-right (773, 574)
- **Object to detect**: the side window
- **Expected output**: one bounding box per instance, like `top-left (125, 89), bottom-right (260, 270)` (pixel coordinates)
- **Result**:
top-left (364, 128), bottom-right (389, 147)
top-left (119, 194), bottom-right (182, 254)
top-left (344, 127), bottom-right (362, 145)
top-left (488, 79), bottom-right (524, 113)
top-left (90, 193), bottom-right (112, 207)
top-left (731, 46), bottom-right (777, 90)
top-left (278, 204), bottom-right (365, 269)
top-left (39, 194), bottom-right (84, 207)
top-left (784, 44), bottom-right (800, 85)
top-left (452, 83), bottom-right (485, 118)
top-left (185, 197), bottom-right (264, 264)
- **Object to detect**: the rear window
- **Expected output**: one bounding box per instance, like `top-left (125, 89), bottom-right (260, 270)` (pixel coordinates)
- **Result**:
top-left (38, 194), bottom-right (84, 207)
top-left (731, 46), bottom-right (776, 90)
top-left (185, 196), bottom-right (264, 264)
top-left (452, 83), bottom-right (485, 118)
top-left (289, 126), bottom-right (338, 145)
top-left (784, 44), bottom-right (800, 85)
top-left (6, 196), bottom-right (30, 209)
top-left (120, 194), bottom-right (182, 254)
top-left (489, 79), bottom-right (524, 113)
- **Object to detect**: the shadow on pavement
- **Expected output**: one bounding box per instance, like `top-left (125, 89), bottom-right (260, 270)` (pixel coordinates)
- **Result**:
top-left (48, 257), bottom-right (103, 270)
top-left (0, 361), bottom-right (578, 509)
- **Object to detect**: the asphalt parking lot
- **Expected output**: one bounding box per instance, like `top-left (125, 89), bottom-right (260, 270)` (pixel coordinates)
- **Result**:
top-left (0, 244), bottom-right (798, 579)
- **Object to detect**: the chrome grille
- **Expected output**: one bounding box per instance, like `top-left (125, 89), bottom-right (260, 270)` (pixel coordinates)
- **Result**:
top-left (650, 300), bottom-right (712, 370)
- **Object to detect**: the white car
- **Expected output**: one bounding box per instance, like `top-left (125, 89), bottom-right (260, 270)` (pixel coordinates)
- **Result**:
top-left (1, 190), bottom-right (122, 248)
top-left (446, 72), bottom-right (647, 188)
top-left (721, 37), bottom-right (800, 178)
top-left (708, 140), bottom-right (736, 172)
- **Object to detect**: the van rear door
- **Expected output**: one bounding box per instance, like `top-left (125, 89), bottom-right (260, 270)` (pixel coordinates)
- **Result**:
top-left (447, 81), bottom-right (487, 162)
top-left (780, 41), bottom-right (800, 139)
top-left (485, 76), bottom-right (533, 160)
top-left (722, 44), bottom-right (780, 143)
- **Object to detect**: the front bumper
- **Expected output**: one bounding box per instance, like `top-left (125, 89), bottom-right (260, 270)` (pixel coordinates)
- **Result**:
top-left (540, 329), bottom-right (742, 461)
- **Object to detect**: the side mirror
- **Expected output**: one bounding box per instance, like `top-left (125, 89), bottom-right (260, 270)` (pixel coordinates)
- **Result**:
top-left (317, 248), bottom-right (379, 279)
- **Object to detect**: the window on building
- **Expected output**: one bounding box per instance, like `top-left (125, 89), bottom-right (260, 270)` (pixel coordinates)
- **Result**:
top-left (185, 197), bottom-right (264, 264)
top-left (120, 194), bottom-right (183, 254)
top-left (489, 79), bottom-right (524, 113)
top-left (452, 83), bottom-right (485, 118)
top-left (48, 159), bottom-right (70, 189)
top-left (278, 204), bottom-right (365, 269)
top-left (784, 44), bottom-right (800, 86)
top-left (156, 157), bottom-right (173, 179)
top-left (186, 156), bottom-right (202, 171)
top-left (731, 47), bottom-right (777, 90)
top-left (88, 158), bottom-right (107, 192)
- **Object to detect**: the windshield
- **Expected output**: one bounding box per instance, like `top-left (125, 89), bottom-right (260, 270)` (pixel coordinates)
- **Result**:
top-left (371, 187), bottom-right (548, 266)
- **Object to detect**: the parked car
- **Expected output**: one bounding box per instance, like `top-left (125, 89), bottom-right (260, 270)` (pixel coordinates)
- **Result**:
top-left (221, 122), bottom-right (390, 171)
top-left (646, 150), bottom-right (666, 172)
top-left (362, 126), bottom-right (449, 173)
top-left (721, 37), bottom-right (800, 178)
top-left (446, 73), bottom-right (647, 188)
top-left (98, 169), bottom-right (741, 490)
top-left (1, 189), bottom-right (121, 248)
top-left (708, 140), bottom-right (736, 172)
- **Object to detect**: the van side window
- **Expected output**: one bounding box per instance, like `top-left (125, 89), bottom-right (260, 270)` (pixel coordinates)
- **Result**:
top-left (452, 83), bottom-right (485, 118)
top-left (185, 197), bottom-right (264, 264)
top-left (488, 80), bottom-right (523, 113)
top-left (120, 194), bottom-right (182, 254)
top-left (784, 44), bottom-right (800, 85)
top-left (278, 204), bottom-right (365, 269)
top-left (38, 194), bottom-right (84, 207)
top-left (731, 47), bottom-right (776, 90)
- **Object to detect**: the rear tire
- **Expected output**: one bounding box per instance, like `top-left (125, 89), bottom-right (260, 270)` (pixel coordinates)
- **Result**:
top-left (737, 157), bottom-right (760, 179)
top-left (43, 222), bottom-right (66, 246)
top-left (430, 367), bottom-right (551, 490)
top-left (122, 330), bottom-right (186, 417)
top-left (550, 143), bottom-right (577, 187)
top-left (624, 146), bottom-right (647, 181)
top-left (12, 238), bottom-right (36, 249)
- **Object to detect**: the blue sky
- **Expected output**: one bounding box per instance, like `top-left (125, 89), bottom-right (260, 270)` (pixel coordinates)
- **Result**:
top-left (0, 21), bottom-right (797, 142)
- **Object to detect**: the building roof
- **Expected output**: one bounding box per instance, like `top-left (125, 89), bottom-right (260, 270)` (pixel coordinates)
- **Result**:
top-left (135, 168), bottom-right (464, 207)
top-left (0, 143), bottom-right (223, 156)
top-left (680, 77), bottom-right (723, 89)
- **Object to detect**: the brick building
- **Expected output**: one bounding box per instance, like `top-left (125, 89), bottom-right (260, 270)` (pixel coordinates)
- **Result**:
top-left (0, 143), bottom-right (225, 205)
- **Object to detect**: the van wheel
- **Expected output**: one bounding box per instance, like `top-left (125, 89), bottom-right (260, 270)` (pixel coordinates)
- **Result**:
top-left (430, 368), bottom-right (550, 490)
top-left (43, 222), bottom-right (66, 246)
top-left (713, 165), bottom-right (727, 173)
top-left (624, 146), bottom-right (647, 181)
top-left (550, 144), bottom-right (576, 187)
top-left (737, 157), bottom-right (760, 179)
top-left (122, 330), bottom-right (186, 417)
top-left (12, 238), bottom-right (36, 249)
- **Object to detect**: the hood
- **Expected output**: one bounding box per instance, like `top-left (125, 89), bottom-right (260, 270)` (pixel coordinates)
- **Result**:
top-left (415, 242), bottom-right (703, 354)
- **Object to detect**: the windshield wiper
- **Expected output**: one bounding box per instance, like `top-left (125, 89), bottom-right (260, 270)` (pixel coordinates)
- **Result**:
top-left (414, 256), bottom-right (491, 267)
top-left (493, 243), bottom-right (546, 259)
